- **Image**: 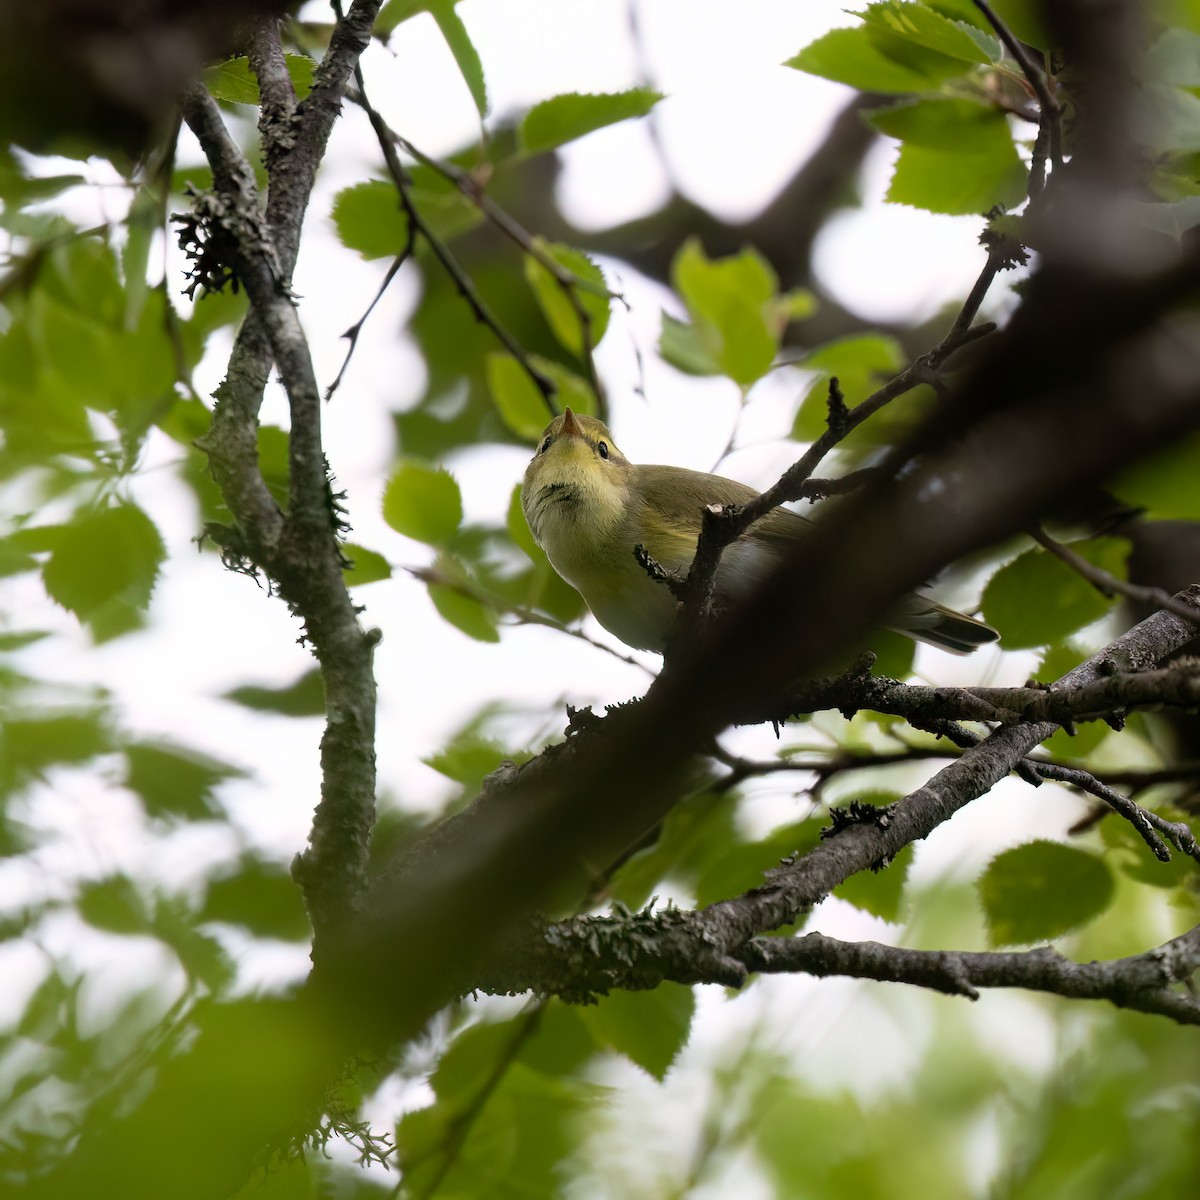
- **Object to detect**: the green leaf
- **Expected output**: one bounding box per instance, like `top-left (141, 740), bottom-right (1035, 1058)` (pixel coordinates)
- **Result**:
top-left (658, 312), bottom-right (720, 376)
top-left (580, 982), bottom-right (695, 1080)
top-left (430, 0), bottom-right (488, 119)
top-left (887, 137), bottom-right (1027, 217)
top-left (124, 741), bottom-right (245, 821)
top-left (341, 543), bottom-right (392, 587)
top-left (0, 711), bottom-right (112, 788)
top-left (223, 670), bottom-right (325, 717)
top-left (1111, 432), bottom-right (1200, 517)
top-left (41, 503), bottom-right (165, 622)
top-left (79, 876), bottom-right (149, 935)
top-left (383, 459), bottom-right (463, 545)
top-left (424, 731), bottom-right (524, 794)
top-left (519, 88), bottom-right (665, 154)
top-left (672, 239), bottom-right (780, 386)
top-left (523, 241), bottom-right (610, 357)
top-left (331, 181), bottom-right (409, 260)
top-left (835, 838), bottom-right (912, 922)
top-left (1035, 643), bottom-right (1109, 758)
top-left (529, 356), bottom-right (596, 416)
top-left (204, 54), bottom-right (315, 104)
top-left (793, 334), bottom-right (906, 439)
top-left (873, 98), bottom-right (1026, 215)
top-left (376, 0), bottom-right (429, 37)
top-left (695, 818), bottom-right (824, 907)
top-left (979, 840), bottom-right (1114, 946)
top-left (787, 24), bottom-right (972, 94)
top-left (487, 353), bottom-right (554, 440)
top-left (981, 538), bottom-right (1128, 649)
top-left (428, 581), bottom-right (500, 642)
top-left (865, 1), bottom-right (998, 62)
top-left (202, 857), bottom-right (310, 941)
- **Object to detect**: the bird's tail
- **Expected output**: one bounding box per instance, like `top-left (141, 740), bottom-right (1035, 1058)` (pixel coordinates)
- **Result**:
top-left (890, 598), bottom-right (999, 655)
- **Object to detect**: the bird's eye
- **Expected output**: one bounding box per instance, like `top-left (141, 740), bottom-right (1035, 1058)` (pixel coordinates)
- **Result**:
top-left (539, 436), bottom-right (552, 455)
top-left (597, 441), bottom-right (609, 460)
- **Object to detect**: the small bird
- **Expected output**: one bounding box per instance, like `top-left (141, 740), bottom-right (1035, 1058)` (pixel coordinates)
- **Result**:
top-left (522, 408), bottom-right (998, 655)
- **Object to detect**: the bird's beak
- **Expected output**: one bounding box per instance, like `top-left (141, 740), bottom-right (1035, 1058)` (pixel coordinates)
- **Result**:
top-left (560, 407), bottom-right (582, 439)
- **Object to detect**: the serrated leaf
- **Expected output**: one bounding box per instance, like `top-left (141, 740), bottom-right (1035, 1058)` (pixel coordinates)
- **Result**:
top-left (487, 353), bottom-right (555, 440)
top-left (579, 982), bottom-right (695, 1080)
top-left (981, 538), bottom-right (1128, 649)
top-left (787, 24), bottom-right (971, 93)
top-left (524, 241), bottom-right (610, 357)
top-left (519, 88), bottom-right (664, 154)
top-left (529, 356), bottom-right (596, 416)
top-left (430, 0), bottom-right (488, 119)
top-left (428, 581), bottom-right (500, 642)
top-left (887, 135), bottom-right (1026, 216)
top-left (672, 239), bottom-right (780, 386)
top-left (223, 669), bottom-right (324, 717)
top-left (979, 841), bottom-right (1114, 946)
top-left (383, 459), bottom-right (463, 546)
top-left (124, 741), bottom-right (244, 821)
top-left (342, 543), bottom-right (392, 587)
top-left (695, 818), bottom-right (824, 907)
top-left (863, 2), bottom-right (998, 63)
top-left (41, 503), bottom-right (164, 622)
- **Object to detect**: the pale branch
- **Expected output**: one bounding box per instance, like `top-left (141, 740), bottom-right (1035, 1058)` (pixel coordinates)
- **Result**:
top-left (180, 6), bottom-right (385, 940)
top-left (750, 658), bottom-right (1200, 731)
top-left (481, 917), bottom-right (1200, 1025)
top-left (1031, 524), bottom-right (1200, 624)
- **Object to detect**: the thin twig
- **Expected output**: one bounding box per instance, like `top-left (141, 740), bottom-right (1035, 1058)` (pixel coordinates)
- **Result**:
top-left (349, 74), bottom-right (557, 411)
top-left (1030, 525), bottom-right (1200, 624)
top-left (974, 0), bottom-right (1063, 170)
top-left (326, 249), bottom-right (412, 400)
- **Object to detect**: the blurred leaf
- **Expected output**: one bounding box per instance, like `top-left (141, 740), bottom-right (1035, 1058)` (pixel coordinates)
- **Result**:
top-left (1036, 642), bottom-right (1109, 758)
top-left (224, 670), bottom-right (324, 717)
top-left (428, 580), bottom-right (500, 642)
top-left (204, 55), bottom-right (315, 105)
top-left (518, 1000), bottom-right (599, 1076)
top-left (530, 355), bottom-right (595, 415)
top-left (383, 459), bottom-right (463, 546)
top-left (79, 875), bottom-right (149, 934)
top-left (41, 502), bottom-right (165, 622)
top-left (202, 857), bottom-right (311, 941)
top-left (123, 741), bottom-right (245, 821)
top-left (979, 840), bottom-right (1114, 946)
top-left (793, 334), bottom-right (906, 440)
top-left (579, 982), bottom-right (695, 1081)
top-left (331, 181), bottom-right (409, 260)
top-left (523, 241), bottom-right (610, 357)
top-left (695, 817), bottom-right (824, 907)
top-left (342, 543), bottom-right (393, 587)
top-left (153, 897), bottom-right (236, 991)
top-left (981, 538), bottom-right (1128, 649)
top-left (835, 807), bottom-right (912, 922)
top-left (659, 311), bottom-right (720, 376)
top-left (1, 710), bottom-right (112, 787)
top-left (487, 353), bottom-right (554, 440)
top-left (672, 239), bottom-right (780, 386)
top-left (519, 88), bottom-right (664, 154)
top-left (1111, 431), bottom-right (1200, 518)
top-left (430, 0), bottom-right (488, 118)
top-left (610, 791), bottom-right (742, 910)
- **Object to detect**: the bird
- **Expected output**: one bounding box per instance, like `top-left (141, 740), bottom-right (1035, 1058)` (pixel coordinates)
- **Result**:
top-left (522, 407), bottom-right (998, 656)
